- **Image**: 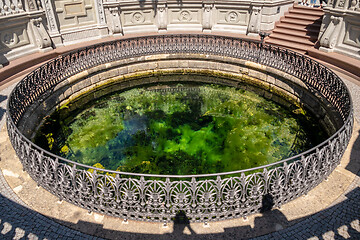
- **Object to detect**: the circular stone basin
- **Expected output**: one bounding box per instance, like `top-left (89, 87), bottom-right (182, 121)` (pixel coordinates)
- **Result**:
top-left (7, 34), bottom-right (353, 223)
top-left (34, 79), bottom-right (327, 175)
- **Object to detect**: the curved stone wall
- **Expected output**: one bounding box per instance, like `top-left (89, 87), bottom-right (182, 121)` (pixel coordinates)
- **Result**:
top-left (19, 54), bottom-right (342, 140)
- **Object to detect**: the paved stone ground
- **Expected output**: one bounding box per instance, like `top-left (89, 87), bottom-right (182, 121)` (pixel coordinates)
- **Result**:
top-left (0, 69), bottom-right (359, 239)
top-left (253, 179), bottom-right (360, 240)
top-left (0, 173), bottom-right (101, 240)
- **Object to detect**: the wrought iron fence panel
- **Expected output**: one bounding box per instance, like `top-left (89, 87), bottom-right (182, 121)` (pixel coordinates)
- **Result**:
top-left (6, 34), bottom-right (353, 222)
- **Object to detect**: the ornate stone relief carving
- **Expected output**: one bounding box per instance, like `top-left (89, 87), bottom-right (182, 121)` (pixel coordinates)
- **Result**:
top-left (94, 0), bottom-right (106, 24)
top-left (123, 10), bottom-right (153, 26)
top-left (132, 12), bottom-right (145, 24)
top-left (157, 4), bottom-right (167, 30)
top-left (226, 11), bottom-right (239, 23)
top-left (333, 0), bottom-right (357, 9)
top-left (179, 10), bottom-right (192, 22)
top-left (319, 16), bottom-right (342, 49)
top-left (108, 7), bottom-right (123, 34)
top-left (202, 4), bottom-right (212, 30)
top-left (338, 0), bottom-right (345, 7)
top-left (40, 0), bottom-right (59, 33)
top-left (247, 6), bottom-right (261, 34)
top-left (2, 32), bottom-right (19, 47)
top-left (0, 26), bottom-right (30, 49)
top-left (109, 7), bottom-right (122, 32)
top-left (31, 17), bottom-right (52, 48)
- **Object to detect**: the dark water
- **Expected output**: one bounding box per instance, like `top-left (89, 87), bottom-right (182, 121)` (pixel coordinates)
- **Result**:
top-left (35, 83), bottom-right (327, 175)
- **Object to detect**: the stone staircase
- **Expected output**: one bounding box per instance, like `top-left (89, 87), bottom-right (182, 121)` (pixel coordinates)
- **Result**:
top-left (265, 4), bottom-right (324, 54)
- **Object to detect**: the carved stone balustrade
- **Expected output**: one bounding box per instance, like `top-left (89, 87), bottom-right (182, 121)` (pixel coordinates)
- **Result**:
top-left (1, 0), bottom-right (294, 67)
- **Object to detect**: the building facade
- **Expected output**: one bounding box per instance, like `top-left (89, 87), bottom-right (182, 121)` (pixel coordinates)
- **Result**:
top-left (1, 0), bottom-right (359, 67)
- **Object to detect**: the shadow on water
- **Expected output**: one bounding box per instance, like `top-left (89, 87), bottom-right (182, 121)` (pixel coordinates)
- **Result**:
top-left (0, 187), bottom-right (359, 240)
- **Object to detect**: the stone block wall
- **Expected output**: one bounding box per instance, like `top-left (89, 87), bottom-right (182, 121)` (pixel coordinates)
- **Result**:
top-left (0, 0), bottom-right (294, 67)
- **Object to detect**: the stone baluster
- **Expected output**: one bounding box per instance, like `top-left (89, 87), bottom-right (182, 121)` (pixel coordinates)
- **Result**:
top-left (335, 0), bottom-right (350, 9)
top-left (0, 0), bottom-right (5, 16)
top-left (349, 0), bottom-right (359, 10)
top-left (0, 0), bottom-right (24, 15)
top-left (327, 0), bottom-right (334, 8)
top-left (24, 0), bottom-right (42, 11)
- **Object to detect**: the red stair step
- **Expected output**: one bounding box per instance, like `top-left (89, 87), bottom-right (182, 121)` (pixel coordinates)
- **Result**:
top-left (265, 3), bottom-right (324, 53)
top-left (272, 28), bottom-right (318, 40)
top-left (283, 13), bottom-right (322, 21)
top-left (269, 33), bottom-right (316, 45)
top-left (275, 22), bottom-right (321, 32)
top-left (281, 18), bottom-right (322, 27)
top-left (289, 8), bottom-right (324, 17)
top-left (293, 4), bottom-right (324, 13)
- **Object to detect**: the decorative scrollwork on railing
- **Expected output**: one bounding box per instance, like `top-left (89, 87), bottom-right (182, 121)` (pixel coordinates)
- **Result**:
top-left (6, 34), bottom-right (353, 222)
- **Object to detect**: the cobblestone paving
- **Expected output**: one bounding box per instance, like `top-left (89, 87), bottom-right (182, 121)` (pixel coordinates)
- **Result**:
top-left (252, 179), bottom-right (360, 240)
top-left (0, 171), bottom-right (102, 240)
top-left (0, 72), bottom-right (359, 239)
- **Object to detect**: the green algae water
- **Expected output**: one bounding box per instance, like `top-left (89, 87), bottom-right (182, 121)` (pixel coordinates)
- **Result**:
top-left (35, 83), bottom-right (327, 175)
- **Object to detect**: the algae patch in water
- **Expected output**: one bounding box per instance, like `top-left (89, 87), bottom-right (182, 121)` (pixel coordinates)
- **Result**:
top-left (35, 83), bottom-right (327, 175)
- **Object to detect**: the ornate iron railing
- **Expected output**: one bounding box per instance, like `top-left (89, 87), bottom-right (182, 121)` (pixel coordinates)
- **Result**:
top-left (6, 34), bottom-right (353, 222)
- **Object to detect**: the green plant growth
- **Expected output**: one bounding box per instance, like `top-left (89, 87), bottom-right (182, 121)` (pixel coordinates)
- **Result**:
top-left (34, 83), bottom-right (327, 175)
